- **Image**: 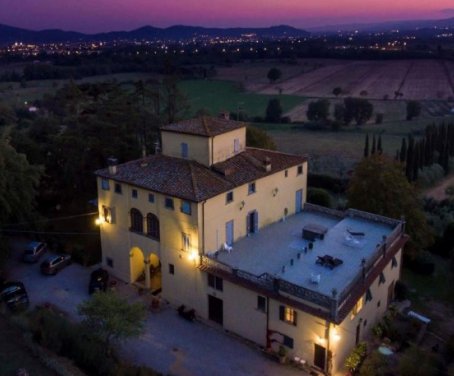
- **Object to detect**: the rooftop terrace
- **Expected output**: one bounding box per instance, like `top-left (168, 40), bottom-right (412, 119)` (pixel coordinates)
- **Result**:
top-left (203, 204), bottom-right (405, 320)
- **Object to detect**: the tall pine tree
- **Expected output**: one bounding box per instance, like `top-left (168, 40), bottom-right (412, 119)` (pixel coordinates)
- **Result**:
top-left (364, 134), bottom-right (369, 158)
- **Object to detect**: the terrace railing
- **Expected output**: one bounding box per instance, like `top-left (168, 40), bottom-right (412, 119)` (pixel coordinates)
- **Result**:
top-left (201, 213), bottom-right (406, 322)
top-left (201, 255), bottom-right (334, 311)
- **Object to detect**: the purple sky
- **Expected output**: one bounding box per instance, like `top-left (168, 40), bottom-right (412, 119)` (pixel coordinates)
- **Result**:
top-left (1, 0), bottom-right (453, 32)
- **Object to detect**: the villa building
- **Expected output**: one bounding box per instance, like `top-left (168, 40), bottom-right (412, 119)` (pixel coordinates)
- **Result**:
top-left (95, 115), bottom-right (408, 375)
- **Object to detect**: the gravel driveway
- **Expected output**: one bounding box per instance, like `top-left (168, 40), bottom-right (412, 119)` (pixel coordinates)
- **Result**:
top-left (7, 238), bottom-right (305, 376)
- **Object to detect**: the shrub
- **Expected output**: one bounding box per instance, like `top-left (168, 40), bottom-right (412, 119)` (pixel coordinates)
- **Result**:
top-left (71, 244), bottom-right (101, 266)
top-left (307, 188), bottom-right (332, 208)
top-left (359, 351), bottom-right (390, 376)
top-left (345, 342), bottom-right (368, 373)
top-left (307, 173), bottom-right (348, 194)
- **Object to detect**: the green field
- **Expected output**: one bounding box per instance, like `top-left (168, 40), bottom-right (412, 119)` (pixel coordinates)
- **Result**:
top-left (178, 79), bottom-right (306, 118)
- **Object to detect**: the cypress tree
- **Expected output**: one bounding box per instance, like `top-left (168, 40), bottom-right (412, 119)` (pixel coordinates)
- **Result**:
top-left (406, 135), bottom-right (414, 181)
top-left (364, 134), bottom-right (369, 158)
top-left (377, 134), bottom-right (383, 155)
top-left (371, 134), bottom-right (376, 155)
top-left (400, 138), bottom-right (407, 163)
top-left (412, 143), bottom-right (419, 181)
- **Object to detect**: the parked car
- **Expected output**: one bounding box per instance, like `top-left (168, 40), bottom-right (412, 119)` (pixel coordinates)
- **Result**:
top-left (22, 241), bottom-right (47, 263)
top-left (89, 268), bottom-right (109, 294)
top-left (0, 281), bottom-right (29, 312)
top-left (40, 254), bottom-right (72, 275)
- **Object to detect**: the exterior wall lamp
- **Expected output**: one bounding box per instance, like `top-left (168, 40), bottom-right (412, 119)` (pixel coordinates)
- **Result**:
top-left (239, 200), bottom-right (245, 210)
top-left (272, 188), bottom-right (279, 196)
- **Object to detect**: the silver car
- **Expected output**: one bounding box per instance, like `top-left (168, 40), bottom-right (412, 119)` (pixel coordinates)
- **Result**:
top-left (22, 241), bottom-right (47, 263)
top-left (40, 254), bottom-right (72, 275)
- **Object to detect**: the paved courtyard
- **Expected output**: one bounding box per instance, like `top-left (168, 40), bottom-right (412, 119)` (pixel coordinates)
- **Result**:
top-left (6, 239), bottom-right (306, 376)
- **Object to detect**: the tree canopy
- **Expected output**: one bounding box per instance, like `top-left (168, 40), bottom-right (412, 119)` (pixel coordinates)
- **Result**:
top-left (267, 67), bottom-right (282, 83)
top-left (306, 99), bottom-right (330, 122)
top-left (246, 126), bottom-right (276, 150)
top-left (78, 291), bottom-right (147, 348)
top-left (265, 98), bottom-right (283, 122)
top-left (0, 130), bottom-right (42, 226)
top-left (347, 155), bottom-right (432, 251)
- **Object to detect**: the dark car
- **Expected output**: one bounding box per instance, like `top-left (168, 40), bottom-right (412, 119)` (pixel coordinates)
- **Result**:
top-left (22, 241), bottom-right (47, 263)
top-left (40, 254), bottom-right (72, 275)
top-left (0, 281), bottom-right (29, 312)
top-left (89, 268), bottom-right (109, 294)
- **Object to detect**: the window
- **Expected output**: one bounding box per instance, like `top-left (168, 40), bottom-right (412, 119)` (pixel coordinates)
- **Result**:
top-left (391, 256), bottom-right (398, 268)
top-left (279, 305), bottom-right (297, 326)
top-left (234, 138), bottom-right (240, 153)
top-left (208, 273), bottom-right (223, 291)
top-left (146, 213), bottom-right (160, 240)
top-left (132, 189), bottom-right (138, 199)
top-left (148, 193), bottom-right (155, 203)
top-left (297, 165), bottom-right (303, 175)
top-left (106, 257), bottom-right (114, 268)
top-left (351, 296), bottom-right (364, 319)
top-left (366, 288), bottom-right (373, 302)
top-left (130, 208), bottom-right (143, 233)
top-left (226, 191), bottom-right (234, 204)
top-left (377, 300), bottom-right (381, 308)
top-left (379, 272), bottom-right (386, 285)
top-left (101, 178), bottom-right (110, 190)
top-left (284, 170), bottom-right (288, 178)
top-left (257, 296), bottom-right (266, 312)
top-left (182, 233), bottom-right (191, 252)
top-left (181, 200), bottom-right (192, 215)
top-left (283, 335), bottom-right (294, 349)
top-left (181, 142), bottom-right (188, 158)
top-left (114, 183), bottom-right (122, 194)
top-left (248, 182), bottom-right (256, 195)
top-left (165, 198), bottom-right (174, 210)
top-left (169, 264), bottom-right (175, 275)
top-left (102, 206), bottom-right (115, 224)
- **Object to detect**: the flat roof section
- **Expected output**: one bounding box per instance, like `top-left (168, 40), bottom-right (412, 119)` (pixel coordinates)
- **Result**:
top-left (214, 208), bottom-right (397, 297)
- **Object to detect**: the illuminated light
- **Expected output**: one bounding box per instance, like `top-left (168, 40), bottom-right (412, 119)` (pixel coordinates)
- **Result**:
top-left (316, 336), bottom-right (327, 345)
top-left (331, 328), bottom-right (341, 342)
top-left (188, 250), bottom-right (198, 261)
top-left (95, 217), bottom-right (104, 226)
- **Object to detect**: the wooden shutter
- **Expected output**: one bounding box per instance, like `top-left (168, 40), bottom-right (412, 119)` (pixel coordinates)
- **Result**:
top-left (279, 305), bottom-right (285, 321)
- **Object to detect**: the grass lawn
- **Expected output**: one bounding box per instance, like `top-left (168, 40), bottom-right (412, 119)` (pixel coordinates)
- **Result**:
top-left (0, 316), bottom-right (55, 376)
top-left (178, 79), bottom-right (305, 118)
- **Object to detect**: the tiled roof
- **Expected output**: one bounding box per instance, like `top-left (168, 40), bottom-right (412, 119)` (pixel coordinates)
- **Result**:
top-left (160, 116), bottom-right (245, 137)
top-left (95, 148), bottom-right (307, 202)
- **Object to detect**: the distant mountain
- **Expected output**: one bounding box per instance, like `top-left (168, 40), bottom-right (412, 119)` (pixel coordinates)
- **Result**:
top-left (309, 17), bottom-right (454, 33)
top-left (0, 24), bottom-right (310, 45)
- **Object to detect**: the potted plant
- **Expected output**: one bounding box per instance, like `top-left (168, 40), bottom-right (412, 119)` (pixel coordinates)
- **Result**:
top-left (278, 345), bottom-right (288, 364)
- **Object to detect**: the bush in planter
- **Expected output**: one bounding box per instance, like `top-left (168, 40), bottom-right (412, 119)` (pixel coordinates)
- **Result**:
top-left (345, 342), bottom-right (367, 373)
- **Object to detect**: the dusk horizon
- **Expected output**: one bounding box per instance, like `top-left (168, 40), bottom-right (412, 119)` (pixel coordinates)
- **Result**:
top-left (1, 0), bottom-right (454, 33)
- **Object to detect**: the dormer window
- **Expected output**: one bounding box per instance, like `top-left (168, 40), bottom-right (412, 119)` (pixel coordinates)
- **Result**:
top-left (181, 143), bottom-right (188, 158)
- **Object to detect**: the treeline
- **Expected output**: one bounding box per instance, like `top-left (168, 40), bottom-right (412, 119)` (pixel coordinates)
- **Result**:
top-left (397, 123), bottom-right (454, 182)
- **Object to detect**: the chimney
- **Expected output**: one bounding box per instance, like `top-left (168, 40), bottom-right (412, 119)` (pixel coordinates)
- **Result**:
top-left (107, 157), bottom-right (118, 175)
top-left (263, 157), bottom-right (271, 172)
top-left (154, 141), bottom-right (161, 154)
top-left (218, 111), bottom-right (230, 120)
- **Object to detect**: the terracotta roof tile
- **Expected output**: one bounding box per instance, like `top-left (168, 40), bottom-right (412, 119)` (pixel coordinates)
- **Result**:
top-left (161, 116), bottom-right (245, 137)
top-left (95, 149), bottom-right (307, 202)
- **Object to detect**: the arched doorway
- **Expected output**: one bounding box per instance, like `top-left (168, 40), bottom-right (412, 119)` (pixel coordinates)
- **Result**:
top-left (147, 253), bottom-right (162, 294)
top-left (129, 247), bottom-right (145, 283)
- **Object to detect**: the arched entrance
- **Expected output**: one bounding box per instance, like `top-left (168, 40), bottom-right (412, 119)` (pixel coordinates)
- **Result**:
top-left (129, 247), bottom-right (145, 283)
